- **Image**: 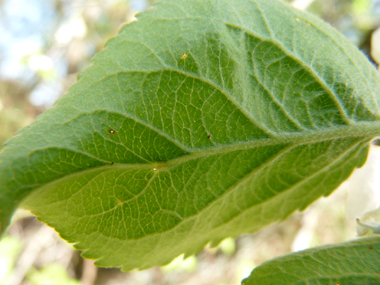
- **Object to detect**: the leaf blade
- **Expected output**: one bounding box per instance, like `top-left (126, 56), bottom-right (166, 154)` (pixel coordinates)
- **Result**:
top-left (21, 136), bottom-right (370, 270)
top-left (242, 237), bottom-right (380, 285)
top-left (1, 0), bottom-right (380, 270)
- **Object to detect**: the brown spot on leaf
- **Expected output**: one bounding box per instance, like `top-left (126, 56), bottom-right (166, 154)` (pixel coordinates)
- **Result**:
top-left (207, 135), bottom-right (211, 139)
top-left (111, 162), bottom-right (114, 165)
top-left (109, 129), bottom-right (115, 134)
top-left (369, 245), bottom-right (374, 250)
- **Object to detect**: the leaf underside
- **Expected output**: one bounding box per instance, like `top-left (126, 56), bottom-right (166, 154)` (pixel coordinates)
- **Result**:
top-left (242, 236), bottom-right (380, 285)
top-left (1, 0), bottom-right (380, 271)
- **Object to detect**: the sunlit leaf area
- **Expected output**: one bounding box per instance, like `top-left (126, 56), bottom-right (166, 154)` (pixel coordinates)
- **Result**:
top-left (1, 0), bottom-right (380, 284)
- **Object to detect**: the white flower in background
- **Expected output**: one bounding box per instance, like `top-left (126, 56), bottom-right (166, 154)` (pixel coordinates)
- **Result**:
top-left (356, 211), bottom-right (380, 236)
top-left (342, 145), bottom-right (380, 220)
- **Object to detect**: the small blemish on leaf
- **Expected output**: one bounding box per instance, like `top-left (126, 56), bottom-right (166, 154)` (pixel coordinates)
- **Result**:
top-left (151, 163), bottom-right (168, 172)
top-left (111, 162), bottom-right (114, 165)
top-left (369, 245), bottom-right (374, 250)
top-left (207, 135), bottom-right (211, 139)
top-left (109, 129), bottom-right (115, 134)
top-left (180, 53), bottom-right (188, 59)
top-left (295, 17), bottom-right (311, 26)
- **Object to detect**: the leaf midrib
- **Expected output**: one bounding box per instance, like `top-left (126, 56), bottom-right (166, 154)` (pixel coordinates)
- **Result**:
top-left (25, 132), bottom-right (369, 244)
top-left (16, 120), bottom-right (380, 172)
top-left (49, 1), bottom-right (380, 176)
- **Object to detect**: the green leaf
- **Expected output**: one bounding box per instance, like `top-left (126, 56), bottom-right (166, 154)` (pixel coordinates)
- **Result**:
top-left (1, 0), bottom-right (380, 270)
top-left (242, 236), bottom-right (380, 285)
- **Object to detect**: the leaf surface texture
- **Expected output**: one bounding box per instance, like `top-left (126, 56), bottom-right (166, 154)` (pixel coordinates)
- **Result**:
top-left (1, 0), bottom-right (380, 270)
top-left (242, 236), bottom-right (380, 285)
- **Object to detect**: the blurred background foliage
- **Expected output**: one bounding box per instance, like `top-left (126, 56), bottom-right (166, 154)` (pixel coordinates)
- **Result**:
top-left (0, 0), bottom-right (380, 284)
